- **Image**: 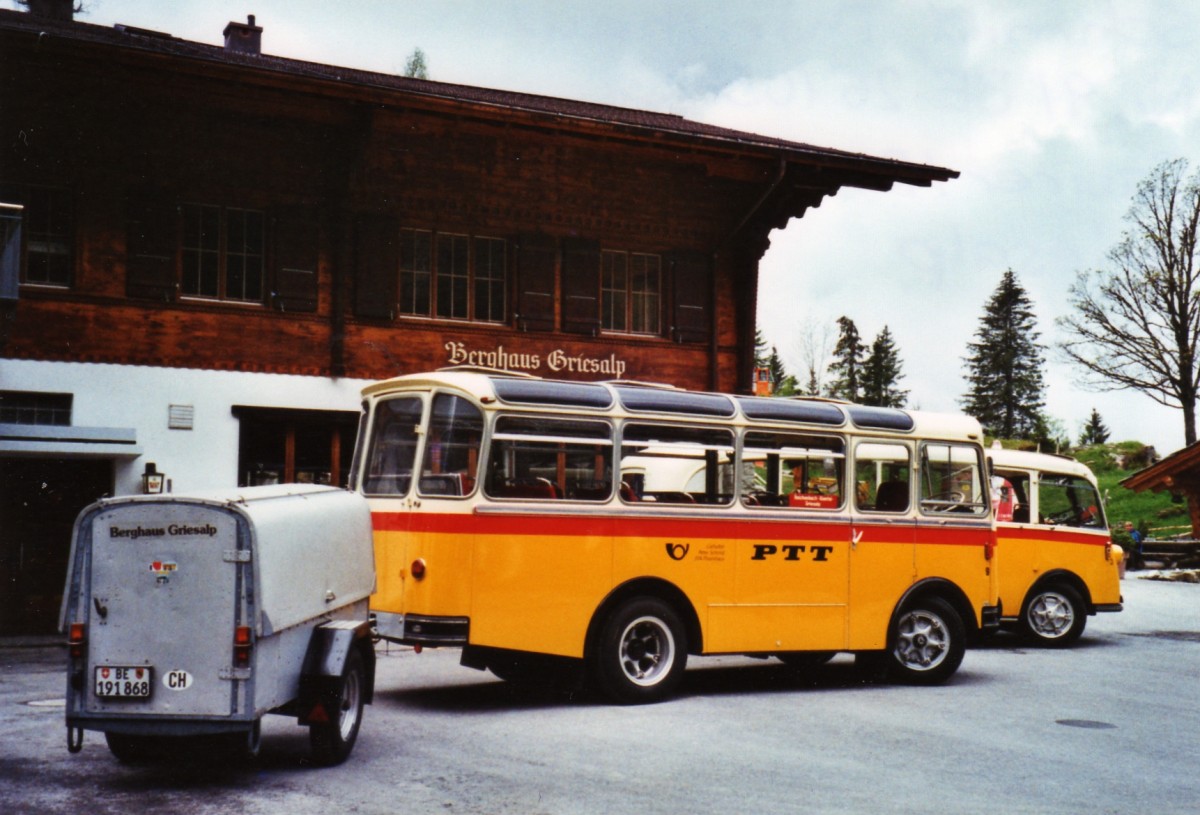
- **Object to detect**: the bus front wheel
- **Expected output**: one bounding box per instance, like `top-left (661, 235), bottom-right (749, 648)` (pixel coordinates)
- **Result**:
top-left (886, 596), bottom-right (965, 685)
top-left (1021, 584), bottom-right (1086, 646)
top-left (590, 597), bottom-right (687, 704)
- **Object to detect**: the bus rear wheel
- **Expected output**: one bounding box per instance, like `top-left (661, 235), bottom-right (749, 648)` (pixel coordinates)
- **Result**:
top-left (886, 596), bottom-right (965, 685)
top-left (590, 597), bottom-right (687, 704)
top-left (1021, 584), bottom-right (1086, 646)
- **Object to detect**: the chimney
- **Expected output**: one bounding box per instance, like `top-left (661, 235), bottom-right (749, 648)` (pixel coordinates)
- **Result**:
top-left (223, 14), bottom-right (262, 56)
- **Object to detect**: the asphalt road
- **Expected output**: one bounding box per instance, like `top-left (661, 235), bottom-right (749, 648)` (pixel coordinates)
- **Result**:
top-left (2, 574), bottom-right (1197, 815)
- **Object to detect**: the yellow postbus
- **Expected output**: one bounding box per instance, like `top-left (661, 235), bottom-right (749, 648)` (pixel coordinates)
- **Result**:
top-left (352, 369), bottom-right (1000, 703)
top-left (988, 447), bottom-right (1123, 645)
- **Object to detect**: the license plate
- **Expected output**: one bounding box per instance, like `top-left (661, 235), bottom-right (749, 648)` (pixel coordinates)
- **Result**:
top-left (94, 666), bottom-right (153, 698)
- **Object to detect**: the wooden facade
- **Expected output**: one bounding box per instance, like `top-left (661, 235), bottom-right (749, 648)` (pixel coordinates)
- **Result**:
top-left (0, 9), bottom-right (955, 393)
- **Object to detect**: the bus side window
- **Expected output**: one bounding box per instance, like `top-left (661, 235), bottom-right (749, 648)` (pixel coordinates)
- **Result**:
top-left (994, 471), bottom-right (1032, 523)
top-left (363, 395), bottom-right (424, 495)
top-left (1038, 473), bottom-right (1104, 528)
top-left (854, 441), bottom-right (911, 513)
top-left (484, 416), bottom-right (613, 501)
top-left (919, 442), bottom-right (988, 516)
top-left (621, 424), bottom-right (735, 506)
top-left (742, 431), bottom-right (845, 510)
top-left (417, 393), bottom-right (483, 498)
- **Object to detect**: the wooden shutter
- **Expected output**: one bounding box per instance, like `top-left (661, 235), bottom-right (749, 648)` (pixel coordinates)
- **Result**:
top-left (669, 250), bottom-right (711, 344)
top-left (562, 237), bottom-right (601, 336)
top-left (272, 209), bottom-right (318, 312)
top-left (125, 191), bottom-right (177, 301)
top-left (353, 212), bottom-right (397, 319)
top-left (515, 233), bottom-right (556, 331)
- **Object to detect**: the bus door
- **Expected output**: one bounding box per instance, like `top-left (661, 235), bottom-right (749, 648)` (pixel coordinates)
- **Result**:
top-left (362, 391), bottom-right (485, 642)
top-left (848, 440), bottom-right (916, 647)
top-left (361, 391), bottom-right (427, 633)
top-left (728, 431), bottom-right (850, 653)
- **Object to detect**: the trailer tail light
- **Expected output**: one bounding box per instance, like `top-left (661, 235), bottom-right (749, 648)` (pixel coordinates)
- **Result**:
top-left (68, 622), bottom-right (86, 659)
top-left (233, 625), bottom-right (252, 668)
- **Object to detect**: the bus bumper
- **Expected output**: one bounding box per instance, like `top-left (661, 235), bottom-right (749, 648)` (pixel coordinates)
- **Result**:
top-left (374, 611), bottom-right (469, 646)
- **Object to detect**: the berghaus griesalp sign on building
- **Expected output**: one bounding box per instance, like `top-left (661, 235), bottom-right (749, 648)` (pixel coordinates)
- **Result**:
top-left (444, 341), bottom-right (628, 379)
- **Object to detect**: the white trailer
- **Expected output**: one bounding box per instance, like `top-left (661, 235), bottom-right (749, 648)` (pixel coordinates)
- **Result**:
top-left (59, 484), bottom-right (376, 765)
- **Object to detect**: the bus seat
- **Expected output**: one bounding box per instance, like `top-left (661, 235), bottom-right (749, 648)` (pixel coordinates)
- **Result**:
top-left (572, 482), bottom-right (612, 500)
top-left (874, 480), bottom-right (910, 512)
top-left (492, 477), bottom-right (558, 499)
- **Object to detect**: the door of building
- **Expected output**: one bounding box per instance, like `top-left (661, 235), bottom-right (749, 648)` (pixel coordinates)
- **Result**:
top-left (0, 458), bottom-right (112, 634)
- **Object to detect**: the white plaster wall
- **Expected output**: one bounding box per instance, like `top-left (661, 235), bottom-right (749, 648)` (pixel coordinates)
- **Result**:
top-left (2, 359), bottom-right (372, 496)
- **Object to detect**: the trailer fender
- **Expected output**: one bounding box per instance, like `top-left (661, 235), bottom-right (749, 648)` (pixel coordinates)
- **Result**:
top-left (297, 620), bottom-right (375, 725)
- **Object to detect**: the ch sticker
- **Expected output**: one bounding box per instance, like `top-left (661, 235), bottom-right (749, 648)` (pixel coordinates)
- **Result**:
top-left (665, 542), bottom-right (690, 560)
top-left (163, 670), bottom-right (193, 691)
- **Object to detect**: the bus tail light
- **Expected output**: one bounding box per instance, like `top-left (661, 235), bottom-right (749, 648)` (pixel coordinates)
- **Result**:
top-left (233, 625), bottom-right (252, 668)
top-left (68, 622), bottom-right (86, 659)
top-left (1105, 540), bottom-right (1114, 562)
top-left (984, 540), bottom-right (995, 561)
top-left (411, 558), bottom-right (427, 580)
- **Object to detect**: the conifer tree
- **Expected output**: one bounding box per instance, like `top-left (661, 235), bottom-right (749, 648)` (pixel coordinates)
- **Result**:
top-left (961, 269), bottom-right (1046, 439)
top-left (862, 326), bottom-right (908, 408)
top-left (753, 329), bottom-right (770, 369)
top-left (1079, 408), bottom-right (1111, 446)
top-left (826, 316), bottom-right (865, 402)
top-left (767, 345), bottom-right (797, 396)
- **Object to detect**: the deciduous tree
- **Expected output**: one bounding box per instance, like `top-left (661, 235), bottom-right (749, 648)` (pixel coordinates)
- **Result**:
top-left (1059, 158), bottom-right (1200, 446)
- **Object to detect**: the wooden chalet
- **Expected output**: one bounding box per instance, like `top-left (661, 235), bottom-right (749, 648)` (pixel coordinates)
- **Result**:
top-left (0, 5), bottom-right (956, 632)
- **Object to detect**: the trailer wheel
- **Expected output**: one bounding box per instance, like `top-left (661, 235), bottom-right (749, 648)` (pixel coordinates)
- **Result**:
top-left (221, 718), bottom-right (262, 761)
top-left (104, 732), bottom-right (162, 764)
top-left (309, 647), bottom-right (366, 766)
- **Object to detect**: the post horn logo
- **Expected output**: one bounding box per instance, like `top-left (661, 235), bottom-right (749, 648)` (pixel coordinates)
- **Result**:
top-left (665, 542), bottom-right (690, 561)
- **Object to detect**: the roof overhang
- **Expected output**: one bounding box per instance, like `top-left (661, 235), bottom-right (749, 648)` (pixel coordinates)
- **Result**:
top-left (1121, 442), bottom-right (1200, 494)
top-left (0, 423), bottom-right (141, 458)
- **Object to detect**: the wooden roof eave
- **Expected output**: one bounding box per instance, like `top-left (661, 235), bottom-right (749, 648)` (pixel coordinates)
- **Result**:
top-left (1121, 442), bottom-right (1200, 493)
top-left (4, 18), bottom-right (957, 193)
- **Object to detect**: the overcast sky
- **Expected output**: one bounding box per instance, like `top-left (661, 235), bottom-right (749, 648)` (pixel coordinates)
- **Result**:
top-left (61, 0), bottom-right (1200, 456)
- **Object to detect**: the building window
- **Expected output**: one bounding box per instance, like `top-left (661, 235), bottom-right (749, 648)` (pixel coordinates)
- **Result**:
top-left (0, 185), bottom-right (72, 288)
top-left (436, 233), bottom-right (469, 319)
top-left (474, 236), bottom-right (506, 322)
top-left (399, 229), bottom-right (432, 316)
top-left (236, 407), bottom-right (358, 488)
top-left (602, 250), bottom-right (660, 334)
top-left (0, 391), bottom-right (72, 426)
top-left (181, 203), bottom-right (264, 302)
top-left (398, 227), bottom-right (507, 324)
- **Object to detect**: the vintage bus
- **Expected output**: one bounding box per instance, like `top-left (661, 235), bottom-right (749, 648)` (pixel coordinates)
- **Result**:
top-left (352, 369), bottom-right (1000, 703)
top-left (988, 447), bottom-right (1123, 645)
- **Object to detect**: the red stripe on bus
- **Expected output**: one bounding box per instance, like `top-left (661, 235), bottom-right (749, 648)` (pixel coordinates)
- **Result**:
top-left (371, 511), bottom-right (991, 547)
top-left (997, 526), bottom-right (1111, 547)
